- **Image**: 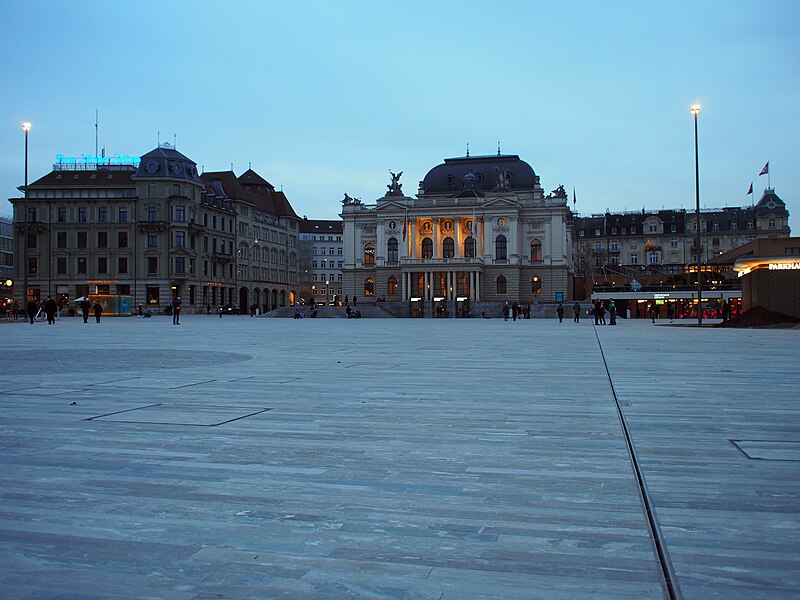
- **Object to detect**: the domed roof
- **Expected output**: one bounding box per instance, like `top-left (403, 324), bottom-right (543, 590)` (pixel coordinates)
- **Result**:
top-left (136, 145), bottom-right (202, 182)
top-left (421, 154), bottom-right (537, 195)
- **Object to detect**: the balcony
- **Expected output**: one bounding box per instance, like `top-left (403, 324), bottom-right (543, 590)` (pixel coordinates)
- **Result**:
top-left (403, 257), bottom-right (484, 266)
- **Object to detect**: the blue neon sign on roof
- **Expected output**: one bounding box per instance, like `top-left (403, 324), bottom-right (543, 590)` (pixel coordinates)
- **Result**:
top-left (55, 153), bottom-right (141, 167)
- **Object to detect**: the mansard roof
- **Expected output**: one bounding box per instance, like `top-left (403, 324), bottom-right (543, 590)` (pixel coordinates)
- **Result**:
top-left (421, 154), bottom-right (539, 196)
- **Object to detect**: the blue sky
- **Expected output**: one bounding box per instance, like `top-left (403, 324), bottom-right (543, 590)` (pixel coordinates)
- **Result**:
top-left (2, 1), bottom-right (798, 233)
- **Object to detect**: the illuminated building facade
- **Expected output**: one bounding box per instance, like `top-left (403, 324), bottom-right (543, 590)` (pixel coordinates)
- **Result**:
top-left (341, 152), bottom-right (572, 316)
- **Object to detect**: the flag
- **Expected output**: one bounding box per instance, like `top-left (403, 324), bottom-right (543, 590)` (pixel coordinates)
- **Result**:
top-left (402, 211), bottom-right (407, 241)
top-left (746, 182), bottom-right (753, 195)
top-left (573, 187), bottom-right (576, 206)
top-left (470, 210), bottom-right (476, 240)
top-left (759, 161), bottom-right (769, 176)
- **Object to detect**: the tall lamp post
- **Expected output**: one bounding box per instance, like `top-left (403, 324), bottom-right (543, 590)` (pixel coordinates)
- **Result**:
top-left (22, 122), bottom-right (31, 305)
top-left (691, 104), bottom-right (702, 326)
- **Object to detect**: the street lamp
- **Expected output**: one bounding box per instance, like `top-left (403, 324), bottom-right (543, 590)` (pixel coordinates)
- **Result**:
top-left (691, 104), bottom-right (702, 326)
top-left (22, 122), bottom-right (31, 304)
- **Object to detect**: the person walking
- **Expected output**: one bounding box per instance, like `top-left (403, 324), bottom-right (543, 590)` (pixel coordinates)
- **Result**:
top-left (502, 301), bottom-right (510, 321)
top-left (138, 303), bottom-right (144, 318)
top-left (353, 295), bottom-right (357, 306)
top-left (721, 300), bottom-right (731, 322)
top-left (80, 298), bottom-right (91, 323)
top-left (93, 301), bottom-right (103, 323)
top-left (511, 302), bottom-right (518, 321)
top-left (26, 299), bottom-right (38, 325)
top-left (12, 300), bottom-right (19, 320)
top-left (609, 300), bottom-right (617, 326)
top-left (666, 302), bottom-right (674, 322)
top-left (573, 301), bottom-right (580, 323)
top-left (172, 296), bottom-right (182, 325)
top-left (556, 302), bottom-right (564, 323)
top-left (218, 306), bottom-right (223, 318)
top-left (44, 296), bottom-right (57, 325)
top-left (599, 301), bottom-right (606, 325)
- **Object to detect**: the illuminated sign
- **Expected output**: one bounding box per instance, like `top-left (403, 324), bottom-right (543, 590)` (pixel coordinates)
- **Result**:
top-left (56, 153), bottom-right (141, 167)
top-left (769, 262), bottom-right (800, 270)
top-left (654, 293), bottom-right (670, 299)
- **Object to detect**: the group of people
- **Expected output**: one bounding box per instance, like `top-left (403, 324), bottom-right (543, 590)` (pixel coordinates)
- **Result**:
top-left (21, 296), bottom-right (103, 325)
top-left (501, 302), bottom-right (535, 321)
top-left (563, 300), bottom-right (616, 325)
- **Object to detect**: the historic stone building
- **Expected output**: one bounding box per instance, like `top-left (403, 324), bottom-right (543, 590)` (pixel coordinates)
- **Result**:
top-left (571, 187), bottom-right (791, 279)
top-left (10, 144), bottom-right (300, 313)
top-left (341, 152), bottom-right (572, 316)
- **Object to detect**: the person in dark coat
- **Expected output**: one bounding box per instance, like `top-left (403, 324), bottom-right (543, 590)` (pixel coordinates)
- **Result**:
top-left (556, 302), bottom-right (564, 323)
top-left (80, 298), bottom-right (91, 323)
top-left (172, 296), bottom-right (182, 325)
top-left (93, 301), bottom-right (103, 323)
top-left (26, 299), bottom-right (38, 325)
top-left (609, 300), bottom-right (617, 326)
top-left (44, 296), bottom-right (58, 325)
top-left (573, 301), bottom-right (580, 323)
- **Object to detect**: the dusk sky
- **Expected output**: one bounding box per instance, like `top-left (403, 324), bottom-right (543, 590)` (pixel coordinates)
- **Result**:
top-left (2, 1), bottom-right (798, 233)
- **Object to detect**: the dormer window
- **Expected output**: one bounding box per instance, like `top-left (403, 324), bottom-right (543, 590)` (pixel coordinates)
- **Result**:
top-left (594, 228), bottom-right (601, 236)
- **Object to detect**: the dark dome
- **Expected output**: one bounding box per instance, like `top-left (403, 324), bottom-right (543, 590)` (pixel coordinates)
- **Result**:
top-left (422, 154), bottom-right (537, 195)
top-left (136, 145), bottom-right (202, 182)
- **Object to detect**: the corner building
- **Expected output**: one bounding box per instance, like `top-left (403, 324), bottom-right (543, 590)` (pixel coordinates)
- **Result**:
top-left (341, 153), bottom-right (572, 316)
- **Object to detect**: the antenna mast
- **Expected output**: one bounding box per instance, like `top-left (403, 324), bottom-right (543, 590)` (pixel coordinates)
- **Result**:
top-left (95, 109), bottom-right (99, 158)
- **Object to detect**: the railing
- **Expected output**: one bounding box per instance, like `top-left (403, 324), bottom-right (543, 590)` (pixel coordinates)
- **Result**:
top-left (403, 257), bottom-right (484, 266)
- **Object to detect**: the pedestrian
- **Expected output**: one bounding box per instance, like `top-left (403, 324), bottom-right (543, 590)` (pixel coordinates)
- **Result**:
top-left (512, 302), bottom-right (518, 321)
top-left (218, 306), bottom-right (223, 318)
top-left (206, 304), bottom-right (211, 315)
top-left (721, 300), bottom-right (731, 322)
top-left (80, 297), bottom-right (91, 323)
top-left (666, 302), bottom-right (674, 322)
top-left (593, 300), bottom-right (600, 325)
top-left (12, 300), bottom-right (19, 320)
top-left (573, 301), bottom-right (580, 323)
top-left (609, 300), bottom-right (617, 326)
top-left (138, 303), bottom-right (144, 318)
top-left (353, 295), bottom-right (357, 306)
top-left (599, 302), bottom-right (606, 325)
top-left (649, 304), bottom-right (656, 323)
top-left (502, 301), bottom-right (510, 321)
top-left (44, 296), bottom-right (57, 325)
top-left (172, 296), bottom-right (182, 325)
top-left (93, 301), bottom-right (103, 323)
top-left (556, 302), bottom-right (564, 323)
top-left (346, 305), bottom-right (352, 318)
top-left (344, 295), bottom-right (349, 306)
top-left (26, 299), bottom-right (38, 325)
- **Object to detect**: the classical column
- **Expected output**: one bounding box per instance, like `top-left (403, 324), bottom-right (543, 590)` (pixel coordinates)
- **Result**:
top-left (401, 270), bottom-right (406, 301)
top-left (409, 219), bottom-right (416, 258)
top-left (454, 217), bottom-right (461, 258)
top-left (469, 271), bottom-right (475, 301)
top-left (432, 217), bottom-right (439, 259)
top-left (476, 272), bottom-right (481, 301)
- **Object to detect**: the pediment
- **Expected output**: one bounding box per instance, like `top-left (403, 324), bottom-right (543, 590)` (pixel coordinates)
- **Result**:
top-left (481, 196), bottom-right (520, 209)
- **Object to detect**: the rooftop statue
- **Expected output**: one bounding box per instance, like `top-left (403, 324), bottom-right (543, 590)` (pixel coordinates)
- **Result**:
top-left (387, 170), bottom-right (403, 194)
top-left (494, 166), bottom-right (511, 191)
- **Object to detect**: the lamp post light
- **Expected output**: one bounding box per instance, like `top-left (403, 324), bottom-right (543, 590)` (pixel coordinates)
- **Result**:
top-left (22, 122), bottom-right (31, 305)
top-left (691, 104), bottom-right (702, 326)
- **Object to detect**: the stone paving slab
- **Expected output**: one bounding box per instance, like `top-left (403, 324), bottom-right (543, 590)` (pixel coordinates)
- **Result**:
top-left (0, 315), bottom-right (798, 598)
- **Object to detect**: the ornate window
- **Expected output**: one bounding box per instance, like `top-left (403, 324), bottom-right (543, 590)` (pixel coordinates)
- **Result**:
top-left (531, 275), bottom-right (542, 295)
top-left (464, 236), bottom-right (476, 258)
top-left (364, 243), bottom-right (375, 264)
top-left (442, 237), bottom-right (454, 258)
top-left (387, 237), bottom-right (398, 262)
top-left (365, 278), bottom-right (375, 296)
top-left (495, 235), bottom-right (507, 260)
top-left (530, 239), bottom-right (542, 262)
top-left (421, 237), bottom-right (433, 259)
top-left (388, 276), bottom-right (398, 295)
top-left (496, 275), bottom-right (507, 295)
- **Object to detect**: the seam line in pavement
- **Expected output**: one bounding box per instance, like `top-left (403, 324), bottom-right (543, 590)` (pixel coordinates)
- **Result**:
top-left (593, 323), bottom-right (683, 600)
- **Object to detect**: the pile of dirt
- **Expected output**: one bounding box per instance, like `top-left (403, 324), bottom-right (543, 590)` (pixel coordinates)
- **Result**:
top-left (718, 306), bottom-right (800, 328)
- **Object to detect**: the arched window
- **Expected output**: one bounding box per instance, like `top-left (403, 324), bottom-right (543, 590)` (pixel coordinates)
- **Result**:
top-left (238, 244), bottom-right (249, 260)
top-left (271, 248), bottom-right (278, 264)
top-left (495, 235), bottom-right (507, 260)
top-left (364, 243), bottom-right (375, 264)
top-left (442, 237), bottom-right (454, 258)
top-left (365, 278), bottom-right (375, 296)
top-left (496, 275), bottom-right (507, 295)
top-left (289, 252), bottom-right (296, 267)
top-left (280, 290), bottom-right (286, 306)
top-left (387, 276), bottom-right (398, 295)
top-left (530, 239), bottom-right (542, 262)
top-left (531, 275), bottom-right (542, 295)
top-left (421, 237), bottom-right (433, 259)
top-left (279, 250), bottom-right (286, 265)
top-left (387, 237), bottom-right (398, 262)
top-left (464, 236), bottom-right (476, 258)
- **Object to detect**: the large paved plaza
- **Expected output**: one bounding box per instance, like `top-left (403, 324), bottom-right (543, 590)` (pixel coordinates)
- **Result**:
top-left (1, 314), bottom-right (799, 599)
